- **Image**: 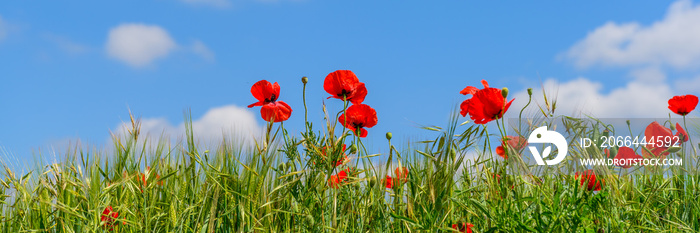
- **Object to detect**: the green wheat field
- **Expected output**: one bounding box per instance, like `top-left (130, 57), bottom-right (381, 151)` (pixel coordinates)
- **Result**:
top-left (1, 74), bottom-right (699, 233)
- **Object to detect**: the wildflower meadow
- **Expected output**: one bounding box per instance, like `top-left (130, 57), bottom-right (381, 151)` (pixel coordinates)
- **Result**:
top-left (2, 70), bottom-right (700, 233)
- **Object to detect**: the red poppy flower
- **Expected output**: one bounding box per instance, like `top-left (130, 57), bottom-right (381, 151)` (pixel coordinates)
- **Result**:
top-left (575, 170), bottom-right (603, 191)
top-left (668, 95), bottom-right (698, 116)
top-left (612, 147), bottom-right (642, 169)
top-left (642, 121), bottom-right (685, 158)
top-left (101, 206), bottom-right (120, 231)
top-left (385, 167), bottom-right (409, 189)
top-left (247, 80), bottom-right (280, 107)
top-left (675, 123), bottom-right (689, 143)
top-left (452, 223), bottom-right (474, 233)
top-left (394, 166), bottom-right (409, 180)
top-left (384, 175), bottom-right (394, 189)
top-left (248, 80), bottom-right (292, 122)
top-left (328, 170), bottom-right (349, 188)
top-left (338, 104), bottom-right (378, 137)
top-left (460, 80), bottom-right (514, 124)
top-left (139, 167), bottom-right (162, 192)
top-left (495, 136), bottom-right (528, 159)
top-left (324, 70), bottom-right (368, 105)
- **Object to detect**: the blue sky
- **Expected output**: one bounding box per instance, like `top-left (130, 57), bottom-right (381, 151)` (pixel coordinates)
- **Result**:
top-left (1, 0), bottom-right (700, 162)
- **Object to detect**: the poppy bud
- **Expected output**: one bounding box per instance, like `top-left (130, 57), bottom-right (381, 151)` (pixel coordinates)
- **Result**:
top-left (301, 76), bottom-right (308, 84)
top-left (527, 88), bottom-right (533, 96)
top-left (670, 124), bottom-right (676, 130)
top-left (608, 146), bottom-right (618, 158)
top-left (386, 132), bottom-right (393, 140)
top-left (369, 176), bottom-right (376, 187)
top-left (626, 120), bottom-right (630, 126)
top-left (278, 163), bottom-right (286, 172)
top-left (349, 144), bottom-right (357, 154)
top-left (306, 215), bottom-right (315, 225)
top-left (501, 87), bottom-right (509, 98)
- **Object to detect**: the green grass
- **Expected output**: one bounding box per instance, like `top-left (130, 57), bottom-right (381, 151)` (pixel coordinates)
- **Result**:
top-left (1, 88), bottom-right (700, 232)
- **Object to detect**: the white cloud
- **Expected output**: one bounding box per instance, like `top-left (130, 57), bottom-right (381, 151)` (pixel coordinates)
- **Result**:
top-left (45, 34), bottom-right (88, 55)
top-left (114, 105), bottom-right (264, 148)
top-left (106, 24), bottom-right (177, 67)
top-left (191, 40), bottom-right (215, 62)
top-left (510, 77), bottom-right (673, 118)
top-left (673, 74), bottom-right (700, 94)
top-left (181, 0), bottom-right (231, 8)
top-left (564, 0), bottom-right (700, 69)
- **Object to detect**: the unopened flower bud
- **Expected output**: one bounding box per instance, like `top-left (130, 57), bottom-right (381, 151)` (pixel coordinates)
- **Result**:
top-left (527, 88), bottom-right (533, 96)
top-left (306, 214), bottom-right (315, 225)
top-left (626, 120), bottom-right (630, 126)
top-left (386, 132), bottom-right (393, 140)
top-left (501, 87), bottom-right (509, 98)
top-left (301, 76), bottom-right (308, 84)
top-left (670, 124), bottom-right (676, 130)
top-left (369, 176), bottom-right (376, 187)
top-left (349, 144), bottom-right (357, 154)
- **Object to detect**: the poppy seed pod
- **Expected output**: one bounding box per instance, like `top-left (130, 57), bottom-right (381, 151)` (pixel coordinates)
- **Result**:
top-left (501, 87), bottom-right (509, 98)
top-left (301, 76), bottom-right (308, 84)
top-left (527, 88), bottom-right (533, 96)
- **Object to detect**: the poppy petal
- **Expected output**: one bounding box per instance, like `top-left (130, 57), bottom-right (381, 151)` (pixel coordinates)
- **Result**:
top-left (460, 86), bottom-right (479, 95)
top-left (480, 80), bottom-right (489, 88)
top-left (247, 101), bottom-right (264, 108)
top-left (614, 146), bottom-right (642, 169)
top-left (250, 80), bottom-right (280, 103)
top-left (358, 128), bottom-right (368, 137)
top-left (675, 123), bottom-right (689, 143)
top-left (350, 82), bottom-right (368, 104)
top-left (384, 176), bottom-right (393, 189)
top-left (261, 101), bottom-right (292, 122)
top-left (459, 99), bottom-right (470, 117)
top-left (496, 146), bottom-right (506, 159)
top-left (643, 121), bottom-right (672, 158)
